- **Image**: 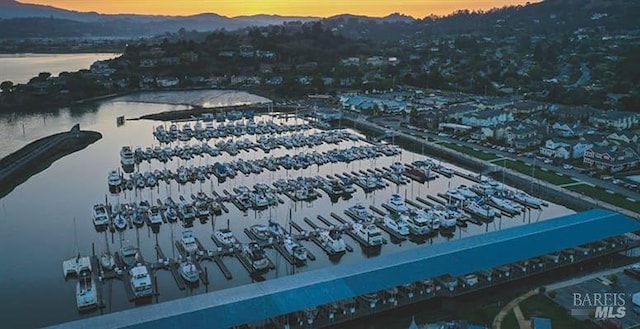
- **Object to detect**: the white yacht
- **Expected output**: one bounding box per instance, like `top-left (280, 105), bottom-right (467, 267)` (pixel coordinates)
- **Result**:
top-left (251, 193), bottom-right (270, 209)
top-left (148, 206), bottom-right (163, 226)
top-left (490, 195), bottom-right (523, 214)
top-left (268, 220), bottom-right (285, 238)
top-left (511, 191), bottom-right (543, 209)
top-left (120, 245), bottom-right (139, 268)
top-left (129, 264), bottom-right (153, 298)
top-left (406, 210), bottom-right (431, 236)
top-left (76, 269), bottom-right (97, 311)
top-left (243, 242), bottom-right (270, 271)
top-left (283, 236), bottom-right (308, 262)
top-left (212, 228), bottom-right (237, 247)
top-left (107, 170), bottom-right (121, 193)
top-left (100, 251), bottom-right (115, 271)
top-left (445, 188), bottom-right (467, 202)
top-left (458, 186), bottom-right (478, 199)
top-left (92, 203), bottom-right (110, 227)
top-left (318, 229), bottom-right (346, 254)
top-left (113, 212), bottom-right (128, 231)
top-left (250, 224), bottom-right (270, 241)
top-left (390, 161), bottom-right (406, 173)
top-left (346, 203), bottom-right (371, 222)
top-left (387, 193), bottom-right (409, 214)
top-left (180, 230), bottom-right (199, 255)
top-left (465, 201), bottom-right (497, 220)
top-left (164, 206), bottom-right (178, 223)
top-left (353, 222), bottom-right (384, 247)
top-left (120, 146), bottom-right (135, 166)
top-left (179, 260), bottom-right (199, 284)
top-left (383, 214), bottom-right (410, 236)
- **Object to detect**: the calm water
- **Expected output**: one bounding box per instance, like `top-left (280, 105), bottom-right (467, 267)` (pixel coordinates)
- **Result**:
top-left (0, 91), bottom-right (574, 328)
top-left (0, 53), bottom-right (118, 85)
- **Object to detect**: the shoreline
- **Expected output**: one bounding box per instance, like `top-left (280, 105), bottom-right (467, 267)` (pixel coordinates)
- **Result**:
top-left (0, 128), bottom-right (102, 199)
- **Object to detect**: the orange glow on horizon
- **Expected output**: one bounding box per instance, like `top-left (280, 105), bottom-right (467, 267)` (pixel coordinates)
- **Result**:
top-left (17, 1), bottom-right (539, 18)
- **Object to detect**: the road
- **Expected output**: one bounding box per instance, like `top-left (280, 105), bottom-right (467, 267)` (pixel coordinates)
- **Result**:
top-left (342, 112), bottom-right (640, 220)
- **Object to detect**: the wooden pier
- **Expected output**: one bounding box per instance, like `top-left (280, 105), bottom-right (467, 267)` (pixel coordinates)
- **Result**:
top-left (405, 199), bottom-right (424, 210)
top-left (419, 196), bottom-right (436, 207)
top-left (155, 245), bottom-right (186, 290)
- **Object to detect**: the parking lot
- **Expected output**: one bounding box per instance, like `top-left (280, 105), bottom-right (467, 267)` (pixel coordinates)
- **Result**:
top-left (551, 268), bottom-right (640, 328)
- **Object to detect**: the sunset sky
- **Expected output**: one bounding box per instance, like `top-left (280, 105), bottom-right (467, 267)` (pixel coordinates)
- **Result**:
top-left (18, 0), bottom-right (539, 18)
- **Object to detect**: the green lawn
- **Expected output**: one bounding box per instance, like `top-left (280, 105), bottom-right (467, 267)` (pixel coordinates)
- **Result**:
top-left (502, 160), bottom-right (575, 185)
top-left (457, 302), bottom-right (502, 326)
top-left (521, 294), bottom-right (600, 329)
top-left (440, 142), bottom-right (500, 161)
top-left (567, 184), bottom-right (640, 213)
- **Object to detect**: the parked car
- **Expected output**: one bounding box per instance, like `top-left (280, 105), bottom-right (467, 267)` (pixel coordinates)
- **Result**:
top-left (563, 164), bottom-right (573, 170)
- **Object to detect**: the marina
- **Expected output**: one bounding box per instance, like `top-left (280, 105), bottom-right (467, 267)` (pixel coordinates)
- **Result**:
top-left (0, 94), bottom-right (575, 328)
top-left (64, 111), bottom-right (573, 318)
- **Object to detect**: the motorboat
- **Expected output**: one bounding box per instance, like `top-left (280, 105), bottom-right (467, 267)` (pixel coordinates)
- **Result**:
top-left (179, 260), bottom-right (200, 284)
top-left (465, 201), bottom-right (497, 221)
top-left (133, 201), bottom-right (149, 227)
top-left (353, 222), bottom-right (384, 247)
top-left (406, 210), bottom-right (431, 236)
top-left (249, 224), bottom-right (270, 241)
top-left (458, 186), bottom-right (478, 199)
top-left (383, 214), bottom-right (410, 236)
top-left (92, 203), bottom-right (110, 227)
top-left (489, 194), bottom-right (523, 215)
top-left (283, 236), bottom-right (308, 262)
top-left (178, 201), bottom-right (196, 224)
top-left (268, 220), bottom-right (285, 238)
top-left (445, 188), bottom-right (467, 202)
top-left (113, 212), bottom-right (128, 231)
top-left (345, 204), bottom-right (371, 222)
top-left (129, 264), bottom-right (153, 298)
top-left (120, 245), bottom-right (139, 268)
top-left (164, 205), bottom-right (178, 223)
top-left (99, 251), bottom-right (115, 271)
top-left (107, 170), bottom-right (121, 193)
top-left (242, 242), bottom-right (270, 271)
top-left (194, 201), bottom-right (210, 219)
top-left (390, 161), bottom-right (406, 173)
top-left (432, 205), bottom-right (461, 229)
top-left (251, 193), bottom-right (270, 209)
top-left (148, 206), bottom-right (163, 226)
top-left (387, 193), bottom-right (409, 214)
top-left (180, 230), bottom-right (199, 255)
top-left (120, 146), bottom-right (135, 166)
top-left (211, 228), bottom-right (237, 247)
top-left (317, 229), bottom-right (346, 254)
top-left (76, 269), bottom-right (97, 311)
top-left (511, 191), bottom-right (543, 209)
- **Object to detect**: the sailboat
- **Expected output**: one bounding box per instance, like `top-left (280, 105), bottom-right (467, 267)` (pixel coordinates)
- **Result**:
top-left (76, 269), bottom-right (97, 311)
top-left (62, 218), bottom-right (92, 278)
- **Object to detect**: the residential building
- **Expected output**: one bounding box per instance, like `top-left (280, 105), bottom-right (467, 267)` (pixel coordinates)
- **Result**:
top-left (461, 109), bottom-right (514, 127)
top-left (539, 138), bottom-right (593, 159)
top-left (588, 111), bottom-right (639, 130)
top-left (504, 123), bottom-right (543, 150)
top-left (607, 131), bottom-right (639, 144)
top-left (504, 101), bottom-right (548, 115)
top-left (583, 145), bottom-right (640, 173)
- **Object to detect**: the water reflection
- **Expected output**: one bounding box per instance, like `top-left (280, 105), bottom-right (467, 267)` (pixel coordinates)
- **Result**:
top-left (0, 95), bottom-right (574, 328)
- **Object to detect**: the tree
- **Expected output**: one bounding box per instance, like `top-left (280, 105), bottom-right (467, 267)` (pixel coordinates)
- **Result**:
top-left (0, 81), bottom-right (13, 93)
